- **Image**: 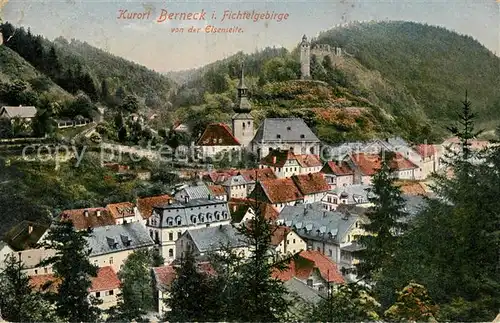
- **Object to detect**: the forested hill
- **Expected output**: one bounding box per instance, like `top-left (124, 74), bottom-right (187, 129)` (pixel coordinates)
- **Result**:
top-left (0, 22), bottom-right (174, 112)
top-left (168, 21), bottom-right (500, 143)
top-left (313, 21), bottom-right (500, 127)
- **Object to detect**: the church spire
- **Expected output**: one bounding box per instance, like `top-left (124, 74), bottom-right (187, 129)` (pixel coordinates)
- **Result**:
top-left (237, 62), bottom-right (247, 94)
top-left (234, 62), bottom-right (251, 113)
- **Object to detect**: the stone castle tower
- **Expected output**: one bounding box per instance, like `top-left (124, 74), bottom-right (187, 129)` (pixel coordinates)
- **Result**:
top-left (300, 34), bottom-right (311, 79)
top-left (232, 64), bottom-right (254, 148)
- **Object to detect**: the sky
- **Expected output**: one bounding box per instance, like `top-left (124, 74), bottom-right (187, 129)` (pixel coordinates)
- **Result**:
top-left (1, 0), bottom-right (499, 72)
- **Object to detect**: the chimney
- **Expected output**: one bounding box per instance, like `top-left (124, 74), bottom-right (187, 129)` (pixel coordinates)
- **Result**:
top-left (28, 224), bottom-right (33, 235)
top-left (208, 194), bottom-right (211, 200)
top-left (97, 210), bottom-right (101, 217)
top-left (84, 210), bottom-right (89, 217)
top-left (272, 156), bottom-right (277, 164)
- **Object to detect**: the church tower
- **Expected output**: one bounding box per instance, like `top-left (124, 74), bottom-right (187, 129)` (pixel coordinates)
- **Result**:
top-left (300, 34), bottom-right (311, 79)
top-left (232, 64), bottom-right (254, 149)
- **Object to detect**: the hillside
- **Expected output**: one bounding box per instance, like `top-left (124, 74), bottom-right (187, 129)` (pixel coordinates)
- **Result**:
top-left (313, 21), bottom-right (500, 128)
top-left (0, 45), bottom-right (72, 101)
top-left (168, 21), bottom-right (500, 143)
top-left (0, 22), bottom-right (174, 111)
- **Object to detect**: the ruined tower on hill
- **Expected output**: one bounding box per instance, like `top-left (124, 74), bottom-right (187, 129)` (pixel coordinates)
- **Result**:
top-left (300, 35), bottom-right (311, 79)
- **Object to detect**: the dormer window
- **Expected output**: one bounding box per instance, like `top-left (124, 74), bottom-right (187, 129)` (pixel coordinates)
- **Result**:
top-left (222, 211), bottom-right (228, 219)
top-left (207, 213), bottom-right (213, 221)
top-left (287, 126), bottom-right (291, 131)
top-left (199, 213), bottom-right (205, 222)
top-left (166, 217), bottom-right (174, 226)
top-left (300, 134), bottom-right (305, 139)
top-left (191, 215), bottom-right (197, 224)
top-left (213, 138), bottom-right (217, 143)
top-left (276, 134), bottom-right (281, 139)
top-left (175, 216), bottom-right (182, 225)
top-left (214, 211), bottom-right (220, 220)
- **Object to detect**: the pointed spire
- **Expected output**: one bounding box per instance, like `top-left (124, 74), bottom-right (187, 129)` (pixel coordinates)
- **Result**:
top-left (237, 61), bottom-right (247, 90)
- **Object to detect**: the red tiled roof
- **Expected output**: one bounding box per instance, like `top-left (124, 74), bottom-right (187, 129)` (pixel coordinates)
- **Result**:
top-left (295, 154), bottom-right (322, 168)
top-left (30, 274), bottom-right (60, 293)
top-left (238, 168), bottom-right (277, 182)
top-left (91, 266), bottom-right (120, 292)
top-left (60, 207), bottom-right (116, 230)
top-left (350, 153), bottom-right (418, 176)
top-left (321, 161), bottom-right (354, 176)
top-left (106, 202), bottom-right (135, 219)
top-left (228, 198), bottom-right (279, 222)
top-left (30, 266), bottom-right (120, 293)
top-left (196, 123), bottom-right (240, 146)
top-left (292, 173), bottom-right (330, 195)
top-left (136, 195), bottom-right (172, 219)
top-left (252, 178), bottom-right (304, 204)
top-left (271, 226), bottom-right (291, 246)
top-left (273, 250), bottom-right (344, 284)
top-left (395, 181), bottom-right (428, 196)
top-left (260, 150), bottom-right (297, 167)
top-left (415, 144), bottom-right (436, 158)
top-left (153, 262), bottom-right (215, 290)
top-left (208, 185), bottom-right (226, 197)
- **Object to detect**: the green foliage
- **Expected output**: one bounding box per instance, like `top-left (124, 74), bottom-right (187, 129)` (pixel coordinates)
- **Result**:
top-left (315, 21), bottom-right (500, 127)
top-left (355, 153), bottom-right (408, 280)
top-left (165, 249), bottom-right (218, 322)
top-left (0, 254), bottom-right (58, 322)
top-left (310, 283), bottom-right (381, 321)
top-left (119, 95), bottom-right (140, 114)
top-left (384, 282), bottom-right (439, 322)
top-left (107, 249), bottom-right (163, 321)
top-left (39, 221), bottom-right (101, 322)
top-left (374, 96), bottom-right (500, 321)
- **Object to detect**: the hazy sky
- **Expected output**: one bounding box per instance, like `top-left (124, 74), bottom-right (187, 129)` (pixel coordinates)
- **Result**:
top-left (1, 0), bottom-right (499, 72)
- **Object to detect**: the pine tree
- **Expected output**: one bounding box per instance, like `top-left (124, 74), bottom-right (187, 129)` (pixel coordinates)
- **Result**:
top-left (310, 283), bottom-right (381, 321)
top-left (101, 79), bottom-right (109, 102)
top-left (0, 255), bottom-right (58, 322)
top-left (355, 152), bottom-right (408, 281)
top-left (40, 221), bottom-right (102, 322)
top-left (165, 249), bottom-right (214, 322)
top-left (107, 249), bottom-right (161, 321)
top-left (229, 204), bottom-right (292, 322)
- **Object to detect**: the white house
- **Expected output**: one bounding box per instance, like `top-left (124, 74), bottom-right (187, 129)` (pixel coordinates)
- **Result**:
top-left (222, 175), bottom-right (248, 199)
top-left (259, 149), bottom-right (301, 179)
top-left (320, 161), bottom-right (354, 190)
top-left (175, 224), bottom-right (251, 260)
top-left (291, 173), bottom-right (330, 204)
top-left (147, 198), bottom-right (232, 262)
top-left (87, 221), bottom-right (155, 272)
top-left (0, 105), bottom-right (37, 122)
top-left (195, 123), bottom-right (241, 158)
top-left (321, 184), bottom-right (373, 211)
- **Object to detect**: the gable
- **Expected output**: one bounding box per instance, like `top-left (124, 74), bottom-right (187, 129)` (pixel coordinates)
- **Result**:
top-left (196, 123), bottom-right (240, 146)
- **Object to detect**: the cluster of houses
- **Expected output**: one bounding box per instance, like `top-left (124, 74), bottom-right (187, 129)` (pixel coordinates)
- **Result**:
top-left (1, 65), bottom-right (495, 319)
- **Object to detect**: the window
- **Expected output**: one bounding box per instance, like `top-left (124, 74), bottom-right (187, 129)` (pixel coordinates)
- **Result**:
top-left (109, 257), bottom-right (113, 265)
top-left (94, 260), bottom-right (98, 265)
top-left (328, 249), bottom-right (333, 257)
top-left (168, 249), bottom-right (174, 258)
top-left (177, 232), bottom-right (182, 239)
top-left (310, 147), bottom-right (315, 154)
top-left (300, 134), bottom-right (305, 139)
top-left (169, 232), bottom-right (174, 241)
top-left (269, 147), bottom-right (273, 153)
top-left (149, 230), bottom-right (153, 238)
top-left (276, 134), bottom-right (281, 139)
top-left (155, 231), bottom-right (159, 242)
top-left (287, 240), bottom-right (289, 244)
top-left (96, 292), bottom-right (101, 298)
top-left (34, 270), bottom-right (38, 275)
top-left (242, 122), bottom-right (246, 129)
top-left (109, 290), bottom-right (114, 296)
top-left (293, 239), bottom-right (296, 243)
top-left (44, 267), bottom-right (48, 274)
top-left (307, 279), bottom-right (313, 287)
top-left (287, 126), bottom-right (291, 131)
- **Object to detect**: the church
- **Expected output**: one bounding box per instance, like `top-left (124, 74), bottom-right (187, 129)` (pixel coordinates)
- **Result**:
top-left (195, 46), bottom-right (321, 160)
